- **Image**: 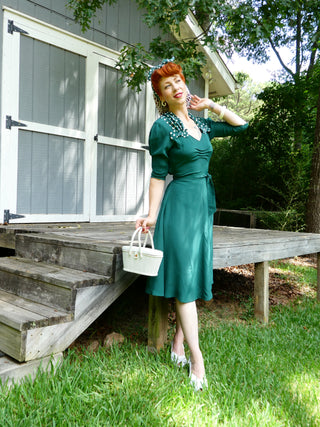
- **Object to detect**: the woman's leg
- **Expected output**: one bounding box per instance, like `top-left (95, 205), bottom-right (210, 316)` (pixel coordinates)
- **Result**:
top-left (172, 307), bottom-right (185, 356)
top-left (175, 299), bottom-right (205, 379)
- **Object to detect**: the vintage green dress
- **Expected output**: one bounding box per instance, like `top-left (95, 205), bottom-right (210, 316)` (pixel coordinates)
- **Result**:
top-left (146, 112), bottom-right (248, 303)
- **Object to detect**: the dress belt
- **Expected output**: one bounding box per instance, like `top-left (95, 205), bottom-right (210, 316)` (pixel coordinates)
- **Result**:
top-left (173, 173), bottom-right (216, 215)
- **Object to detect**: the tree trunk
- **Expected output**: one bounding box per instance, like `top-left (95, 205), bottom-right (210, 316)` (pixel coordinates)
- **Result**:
top-left (306, 83), bottom-right (320, 233)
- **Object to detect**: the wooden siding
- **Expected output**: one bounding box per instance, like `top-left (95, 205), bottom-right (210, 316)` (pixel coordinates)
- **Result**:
top-left (19, 35), bottom-right (86, 130)
top-left (17, 131), bottom-right (84, 214)
top-left (0, 0), bottom-right (165, 50)
top-left (188, 78), bottom-right (206, 117)
top-left (98, 64), bottom-right (146, 143)
top-left (96, 144), bottom-right (145, 215)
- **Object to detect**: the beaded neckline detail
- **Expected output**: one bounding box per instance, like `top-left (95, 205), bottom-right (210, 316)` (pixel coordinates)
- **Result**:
top-left (160, 112), bottom-right (210, 139)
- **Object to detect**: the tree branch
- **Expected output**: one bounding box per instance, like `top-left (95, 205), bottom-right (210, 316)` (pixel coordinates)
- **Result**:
top-left (307, 23), bottom-right (320, 78)
top-left (295, 7), bottom-right (302, 76)
top-left (268, 36), bottom-right (295, 78)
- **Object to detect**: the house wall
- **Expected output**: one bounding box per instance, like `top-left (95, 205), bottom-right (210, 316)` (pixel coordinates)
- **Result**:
top-left (0, 0), bottom-right (206, 222)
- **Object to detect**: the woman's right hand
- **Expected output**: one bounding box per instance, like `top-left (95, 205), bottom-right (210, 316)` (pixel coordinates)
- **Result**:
top-left (135, 216), bottom-right (156, 233)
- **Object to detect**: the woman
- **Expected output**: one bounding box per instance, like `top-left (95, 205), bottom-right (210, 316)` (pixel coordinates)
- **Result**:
top-left (136, 59), bottom-right (248, 391)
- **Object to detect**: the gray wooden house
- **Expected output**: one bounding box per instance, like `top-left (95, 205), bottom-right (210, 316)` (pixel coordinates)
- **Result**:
top-left (0, 0), bottom-right (238, 383)
top-left (0, 0), bottom-right (236, 225)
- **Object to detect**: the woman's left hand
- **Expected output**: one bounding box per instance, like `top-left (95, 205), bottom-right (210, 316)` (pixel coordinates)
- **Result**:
top-left (189, 95), bottom-right (211, 112)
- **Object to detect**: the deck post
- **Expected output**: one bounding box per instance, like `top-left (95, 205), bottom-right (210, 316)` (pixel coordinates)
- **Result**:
top-left (147, 295), bottom-right (168, 352)
top-left (254, 261), bottom-right (269, 323)
top-left (317, 253), bottom-right (320, 301)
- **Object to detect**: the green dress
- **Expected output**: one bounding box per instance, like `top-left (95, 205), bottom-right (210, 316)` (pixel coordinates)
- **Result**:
top-left (146, 112), bottom-right (248, 303)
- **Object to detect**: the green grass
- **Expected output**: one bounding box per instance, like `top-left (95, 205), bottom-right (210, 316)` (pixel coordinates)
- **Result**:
top-left (1, 260), bottom-right (320, 426)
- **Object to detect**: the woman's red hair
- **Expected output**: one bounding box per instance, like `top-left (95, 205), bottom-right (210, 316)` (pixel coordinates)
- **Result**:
top-left (151, 62), bottom-right (185, 96)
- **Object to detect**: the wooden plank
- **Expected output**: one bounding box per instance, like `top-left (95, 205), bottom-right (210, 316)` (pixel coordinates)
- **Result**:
top-left (147, 296), bottom-right (168, 353)
top-left (0, 230), bottom-right (16, 250)
top-left (0, 257), bottom-right (108, 289)
top-left (16, 233), bottom-right (117, 253)
top-left (0, 324), bottom-right (25, 362)
top-left (317, 253), bottom-right (320, 301)
top-left (24, 272), bottom-right (138, 361)
top-left (254, 261), bottom-right (269, 323)
top-left (0, 352), bottom-right (63, 387)
top-left (0, 258), bottom-right (109, 312)
top-left (0, 268), bottom-right (73, 312)
top-left (0, 290), bottom-right (71, 326)
top-left (16, 234), bottom-right (116, 277)
top-left (213, 229), bottom-right (320, 268)
top-left (0, 300), bottom-right (46, 331)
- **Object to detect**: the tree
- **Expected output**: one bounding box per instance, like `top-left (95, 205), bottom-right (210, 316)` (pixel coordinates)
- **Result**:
top-left (213, 72), bottom-right (266, 122)
top-left (306, 65), bottom-right (320, 232)
top-left (210, 76), bottom-right (314, 232)
top-left (68, 0), bottom-right (320, 230)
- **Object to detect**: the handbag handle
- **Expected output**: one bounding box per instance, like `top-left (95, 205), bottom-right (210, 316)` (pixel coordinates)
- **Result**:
top-left (129, 227), bottom-right (155, 257)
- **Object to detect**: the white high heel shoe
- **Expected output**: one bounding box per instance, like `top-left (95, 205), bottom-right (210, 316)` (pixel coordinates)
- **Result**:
top-left (189, 359), bottom-right (208, 391)
top-left (170, 341), bottom-right (188, 367)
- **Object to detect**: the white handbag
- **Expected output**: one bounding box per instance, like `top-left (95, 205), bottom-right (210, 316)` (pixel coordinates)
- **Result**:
top-left (122, 227), bottom-right (163, 276)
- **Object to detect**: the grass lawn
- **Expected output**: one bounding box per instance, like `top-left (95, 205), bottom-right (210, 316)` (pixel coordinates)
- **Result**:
top-left (1, 256), bottom-right (319, 426)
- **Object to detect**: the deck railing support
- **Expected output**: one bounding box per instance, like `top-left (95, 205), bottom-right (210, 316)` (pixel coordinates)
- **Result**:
top-left (317, 253), bottom-right (320, 301)
top-left (147, 295), bottom-right (168, 352)
top-left (254, 261), bottom-right (269, 323)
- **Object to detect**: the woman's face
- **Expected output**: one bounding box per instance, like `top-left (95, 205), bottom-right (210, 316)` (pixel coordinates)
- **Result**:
top-left (159, 74), bottom-right (187, 109)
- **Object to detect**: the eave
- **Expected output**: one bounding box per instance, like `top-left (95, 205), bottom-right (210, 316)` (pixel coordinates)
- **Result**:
top-left (176, 12), bottom-right (236, 97)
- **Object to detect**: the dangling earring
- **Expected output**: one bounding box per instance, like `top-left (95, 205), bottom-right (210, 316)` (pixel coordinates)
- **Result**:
top-left (161, 100), bottom-right (167, 107)
top-left (186, 87), bottom-right (192, 109)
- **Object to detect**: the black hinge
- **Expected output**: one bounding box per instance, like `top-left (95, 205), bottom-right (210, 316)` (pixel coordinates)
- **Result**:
top-left (8, 20), bottom-right (29, 35)
top-left (6, 116), bottom-right (27, 130)
top-left (3, 210), bottom-right (25, 224)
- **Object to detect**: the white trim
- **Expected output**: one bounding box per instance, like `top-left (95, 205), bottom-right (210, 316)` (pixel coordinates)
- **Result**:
top-left (7, 214), bottom-right (89, 224)
top-left (0, 13), bottom-right (21, 216)
top-left (87, 52), bottom-right (99, 222)
top-left (177, 12), bottom-right (236, 97)
top-left (204, 78), bottom-right (209, 119)
top-left (90, 214), bottom-right (139, 223)
top-left (97, 135), bottom-right (146, 151)
top-left (18, 122), bottom-right (86, 140)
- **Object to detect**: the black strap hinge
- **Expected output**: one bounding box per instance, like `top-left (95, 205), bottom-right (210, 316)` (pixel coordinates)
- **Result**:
top-left (6, 116), bottom-right (27, 130)
top-left (3, 210), bottom-right (25, 224)
top-left (8, 20), bottom-right (29, 35)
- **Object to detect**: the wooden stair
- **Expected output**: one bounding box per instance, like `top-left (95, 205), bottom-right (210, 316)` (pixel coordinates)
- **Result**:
top-left (0, 231), bottom-right (137, 365)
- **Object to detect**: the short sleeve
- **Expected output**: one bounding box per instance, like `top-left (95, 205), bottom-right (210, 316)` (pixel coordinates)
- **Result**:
top-left (149, 120), bottom-right (172, 180)
top-left (204, 118), bottom-right (249, 139)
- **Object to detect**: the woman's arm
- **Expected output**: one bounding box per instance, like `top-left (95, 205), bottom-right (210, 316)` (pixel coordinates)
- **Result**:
top-left (189, 95), bottom-right (246, 126)
top-left (136, 177), bottom-right (165, 232)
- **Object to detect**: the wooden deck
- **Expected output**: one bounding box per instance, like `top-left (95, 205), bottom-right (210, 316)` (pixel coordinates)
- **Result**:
top-left (0, 222), bottom-right (320, 383)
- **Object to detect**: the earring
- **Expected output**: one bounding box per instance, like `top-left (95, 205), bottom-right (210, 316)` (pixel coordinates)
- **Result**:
top-left (186, 92), bottom-right (191, 108)
top-left (161, 100), bottom-right (167, 107)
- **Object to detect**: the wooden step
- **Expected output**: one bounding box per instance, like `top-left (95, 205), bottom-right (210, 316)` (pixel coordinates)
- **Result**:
top-left (0, 352), bottom-right (63, 387)
top-left (15, 233), bottom-right (123, 279)
top-left (0, 257), bottom-right (111, 312)
top-left (0, 289), bottom-right (71, 361)
top-left (0, 290), bottom-right (72, 330)
top-left (0, 271), bottom-right (137, 362)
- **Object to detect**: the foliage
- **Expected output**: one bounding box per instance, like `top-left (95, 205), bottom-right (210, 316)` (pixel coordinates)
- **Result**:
top-left (214, 71), bottom-right (266, 122)
top-left (67, 0), bottom-right (117, 31)
top-left (210, 78), bottom-right (315, 227)
top-left (206, 0), bottom-right (320, 80)
top-left (68, 0), bottom-right (320, 89)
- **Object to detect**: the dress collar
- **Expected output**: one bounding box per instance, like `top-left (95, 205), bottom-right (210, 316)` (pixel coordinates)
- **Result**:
top-left (160, 112), bottom-right (210, 139)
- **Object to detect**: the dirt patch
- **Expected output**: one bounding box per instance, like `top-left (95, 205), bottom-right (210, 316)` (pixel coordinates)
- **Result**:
top-left (71, 255), bottom-right (317, 349)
